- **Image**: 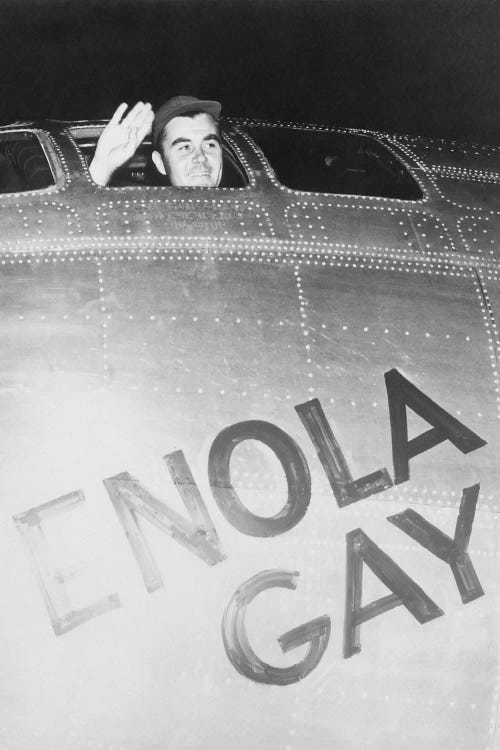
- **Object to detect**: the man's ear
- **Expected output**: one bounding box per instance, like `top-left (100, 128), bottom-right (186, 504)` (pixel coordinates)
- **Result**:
top-left (152, 150), bottom-right (167, 176)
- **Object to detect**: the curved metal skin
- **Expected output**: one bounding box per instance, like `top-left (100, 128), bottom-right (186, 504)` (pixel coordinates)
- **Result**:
top-left (1, 117), bottom-right (499, 749)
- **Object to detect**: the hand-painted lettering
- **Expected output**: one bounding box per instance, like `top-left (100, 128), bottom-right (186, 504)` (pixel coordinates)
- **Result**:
top-left (222, 569), bottom-right (330, 685)
top-left (13, 491), bottom-right (120, 635)
top-left (384, 368), bottom-right (486, 484)
top-left (387, 484), bottom-right (484, 603)
top-left (208, 420), bottom-right (311, 536)
top-left (104, 450), bottom-right (225, 593)
top-left (11, 372), bottom-right (487, 678)
top-left (295, 398), bottom-right (393, 506)
top-left (344, 528), bottom-right (444, 658)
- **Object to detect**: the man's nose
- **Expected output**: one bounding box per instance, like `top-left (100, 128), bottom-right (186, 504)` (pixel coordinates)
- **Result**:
top-left (192, 146), bottom-right (207, 162)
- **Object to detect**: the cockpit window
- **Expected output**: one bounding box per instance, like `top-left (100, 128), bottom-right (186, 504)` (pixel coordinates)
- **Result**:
top-left (71, 127), bottom-right (249, 188)
top-left (245, 126), bottom-right (423, 199)
top-left (0, 132), bottom-right (55, 193)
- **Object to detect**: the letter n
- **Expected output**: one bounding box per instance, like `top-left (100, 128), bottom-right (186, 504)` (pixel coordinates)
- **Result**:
top-left (344, 528), bottom-right (443, 658)
top-left (104, 450), bottom-right (225, 593)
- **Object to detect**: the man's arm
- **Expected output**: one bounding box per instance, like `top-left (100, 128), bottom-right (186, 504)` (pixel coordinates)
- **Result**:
top-left (89, 101), bottom-right (154, 186)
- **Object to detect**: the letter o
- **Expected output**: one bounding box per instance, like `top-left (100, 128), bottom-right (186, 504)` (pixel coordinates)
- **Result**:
top-left (208, 420), bottom-right (311, 536)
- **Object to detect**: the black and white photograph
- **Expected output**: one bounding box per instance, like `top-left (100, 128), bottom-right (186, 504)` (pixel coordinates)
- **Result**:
top-left (0, 1), bottom-right (499, 748)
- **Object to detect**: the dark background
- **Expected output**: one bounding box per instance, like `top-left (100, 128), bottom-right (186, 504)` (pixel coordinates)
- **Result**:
top-left (1, 0), bottom-right (499, 143)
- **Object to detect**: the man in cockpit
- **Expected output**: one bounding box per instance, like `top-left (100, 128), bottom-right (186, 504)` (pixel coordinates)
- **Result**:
top-left (89, 96), bottom-right (223, 188)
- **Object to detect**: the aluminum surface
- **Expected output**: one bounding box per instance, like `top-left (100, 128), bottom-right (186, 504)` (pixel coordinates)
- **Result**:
top-left (0, 118), bottom-right (499, 750)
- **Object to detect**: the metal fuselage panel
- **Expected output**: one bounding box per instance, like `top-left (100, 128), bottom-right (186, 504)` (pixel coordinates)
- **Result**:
top-left (0, 119), bottom-right (499, 750)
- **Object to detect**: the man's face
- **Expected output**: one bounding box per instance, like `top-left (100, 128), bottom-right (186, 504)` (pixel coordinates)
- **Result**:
top-left (153, 112), bottom-right (223, 187)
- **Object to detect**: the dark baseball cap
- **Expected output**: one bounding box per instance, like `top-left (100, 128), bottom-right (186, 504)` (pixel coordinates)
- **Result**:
top-left (152, 95), bottom-right (221, 147)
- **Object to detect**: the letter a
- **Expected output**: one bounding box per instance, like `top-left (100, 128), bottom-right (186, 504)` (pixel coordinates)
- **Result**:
top-left (384, 369), bottom-right (486, 484)
top-left (344, 529), bottom-right (443, 658)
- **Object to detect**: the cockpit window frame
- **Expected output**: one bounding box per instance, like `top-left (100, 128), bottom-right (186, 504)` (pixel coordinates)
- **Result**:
top-left (0, 128), bottom-right (64, 196)
top-left (239, 124), bottom-right (427, 203)
top-left (69, 124), bottom-right (253, 192)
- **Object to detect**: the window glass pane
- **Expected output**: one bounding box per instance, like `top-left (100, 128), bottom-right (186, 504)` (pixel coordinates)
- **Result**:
top-left (0, 132), bottom-right (55, 193)
top-left (245, 126), bottom-right (423, 199)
